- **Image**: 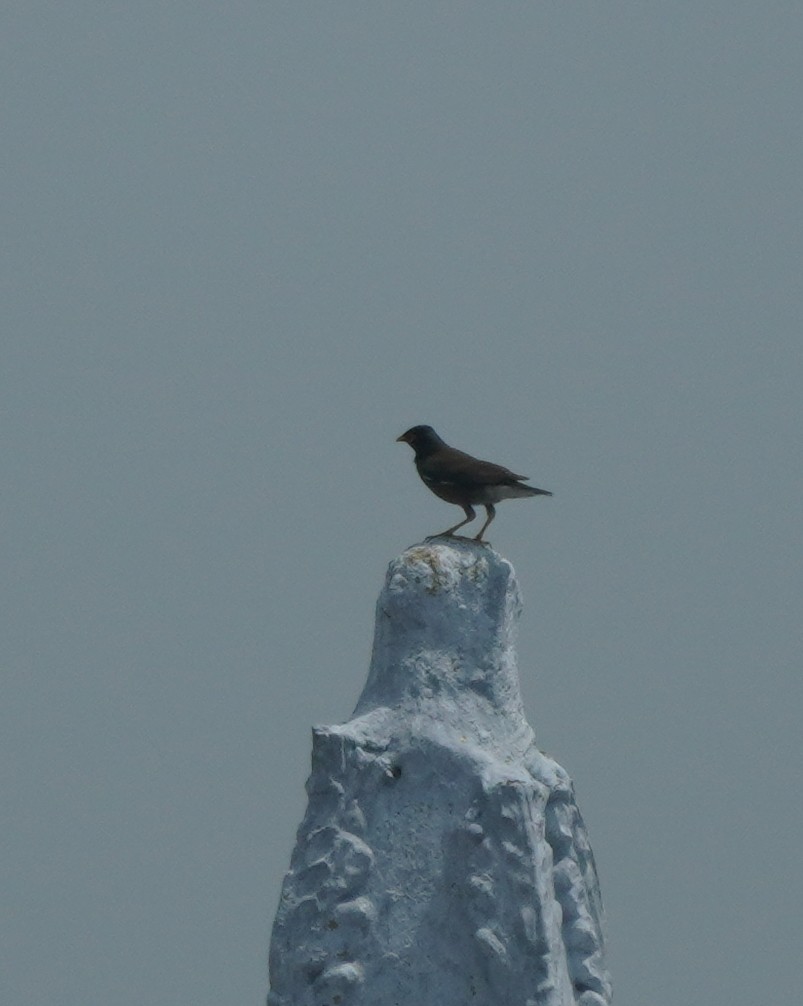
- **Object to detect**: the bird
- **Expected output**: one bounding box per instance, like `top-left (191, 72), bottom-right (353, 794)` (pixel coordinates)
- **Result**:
top-left (396, 425), bottom-right (552, 541)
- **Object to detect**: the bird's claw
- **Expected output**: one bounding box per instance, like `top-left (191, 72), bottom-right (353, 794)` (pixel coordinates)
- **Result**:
top-left (424, 533), bottom-right (486, 544)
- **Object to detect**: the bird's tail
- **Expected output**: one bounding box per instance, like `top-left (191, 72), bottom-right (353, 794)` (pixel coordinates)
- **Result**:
top-left (506, 483), bottom-right (553, 499)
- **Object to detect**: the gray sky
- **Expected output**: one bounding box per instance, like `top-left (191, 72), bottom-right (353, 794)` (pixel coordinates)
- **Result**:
top-left (3, 3), bottom-right (801, 1004)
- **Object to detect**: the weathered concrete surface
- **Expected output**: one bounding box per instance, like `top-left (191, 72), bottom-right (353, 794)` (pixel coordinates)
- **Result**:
top-left (268, 539), bottom-right (610, 1006)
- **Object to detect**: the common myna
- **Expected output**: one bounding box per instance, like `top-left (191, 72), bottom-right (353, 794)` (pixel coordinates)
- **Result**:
top-left (397, 425), bottom-right (552, 541)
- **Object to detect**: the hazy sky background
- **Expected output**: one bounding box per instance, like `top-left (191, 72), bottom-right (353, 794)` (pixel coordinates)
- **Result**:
top-left (3, 3), bottom-right (802, 1004)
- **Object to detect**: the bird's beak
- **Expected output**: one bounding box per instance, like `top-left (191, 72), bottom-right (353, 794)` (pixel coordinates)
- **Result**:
top-left (396, 434), bottom-right (407, 443)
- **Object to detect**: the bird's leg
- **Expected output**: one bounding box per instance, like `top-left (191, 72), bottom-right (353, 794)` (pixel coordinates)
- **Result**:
top-left (474, 504), bottom-right (496, 541)
top-left (428, 504), bottom-right (476, 539)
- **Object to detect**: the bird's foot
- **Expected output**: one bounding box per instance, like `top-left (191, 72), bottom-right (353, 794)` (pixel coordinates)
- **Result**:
top-left (424, 532), bottom-right (483, 544)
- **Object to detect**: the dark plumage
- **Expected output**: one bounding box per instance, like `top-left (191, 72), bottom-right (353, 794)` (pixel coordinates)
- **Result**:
top-left (396, 425), bottom-right (552, 541)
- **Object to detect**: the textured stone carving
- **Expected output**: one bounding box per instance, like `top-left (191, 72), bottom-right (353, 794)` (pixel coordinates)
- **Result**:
top-left (268, 539), bottom-right (610, 1006)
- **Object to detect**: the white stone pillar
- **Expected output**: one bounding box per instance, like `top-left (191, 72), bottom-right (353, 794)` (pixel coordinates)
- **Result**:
top-left (268, 539), bottom-right (611, 1006)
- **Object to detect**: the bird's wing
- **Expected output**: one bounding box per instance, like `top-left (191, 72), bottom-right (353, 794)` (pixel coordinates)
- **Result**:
top-left (420, 447), bottom-right (528, 486)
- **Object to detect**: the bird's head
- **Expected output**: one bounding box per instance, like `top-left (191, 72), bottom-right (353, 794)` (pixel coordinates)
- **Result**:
top-left (396, 425), bottom-right (445, 456)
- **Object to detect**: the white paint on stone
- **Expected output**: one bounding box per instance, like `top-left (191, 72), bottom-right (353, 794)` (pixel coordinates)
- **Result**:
top-left (268, 539), bottom-right (611, 1006)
